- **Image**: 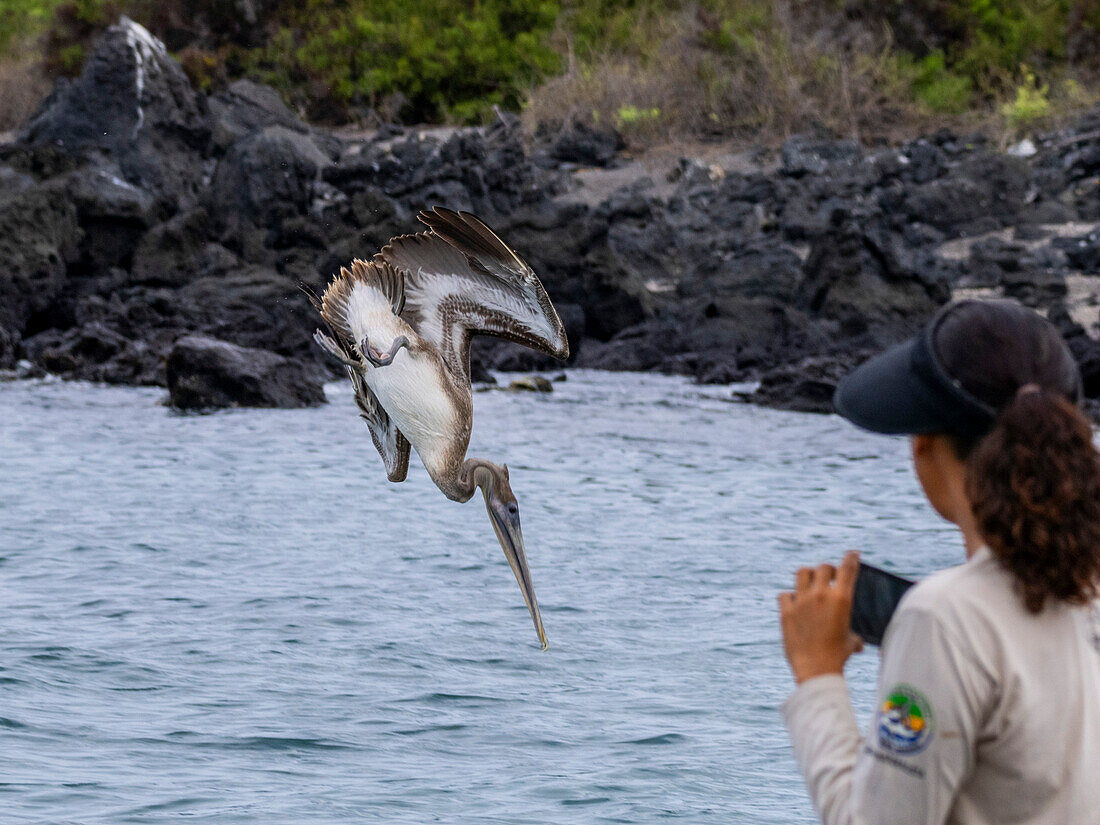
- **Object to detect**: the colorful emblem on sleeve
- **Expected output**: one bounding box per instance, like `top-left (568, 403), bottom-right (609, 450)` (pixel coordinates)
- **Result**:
top-left (876, 684), bottom-right (934, 755)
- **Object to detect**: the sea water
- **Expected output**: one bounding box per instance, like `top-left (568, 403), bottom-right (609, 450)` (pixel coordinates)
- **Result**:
top-left (0, 371), bottom-right (964, 823)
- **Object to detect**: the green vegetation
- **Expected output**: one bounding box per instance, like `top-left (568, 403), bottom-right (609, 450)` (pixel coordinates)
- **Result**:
top-left (0, 0), bottom-right (63, 52)
top-left (1001, 67), bottom-right (1051, 127)
top-left (1, 0), bottom-right (1099, 139)
top-left (250, 0), bottom-right (562, 122)
top-left (900, 51), bottom-right (975, 114)
top-left (615, 105), bottom-right (661, 129)
top-left (882, 0), bottom-right (1089, 114)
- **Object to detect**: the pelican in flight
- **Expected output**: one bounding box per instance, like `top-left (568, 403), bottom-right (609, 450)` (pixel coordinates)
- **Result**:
top-left (312, 207), bottom-right (569, 649)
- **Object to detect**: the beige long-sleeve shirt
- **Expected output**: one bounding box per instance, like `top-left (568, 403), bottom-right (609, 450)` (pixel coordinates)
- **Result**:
top-left (784, 547), bottom-right (1100, 825)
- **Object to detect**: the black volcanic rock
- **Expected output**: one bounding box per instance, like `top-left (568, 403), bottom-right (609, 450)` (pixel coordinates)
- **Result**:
top-left (207, 79), bottom-right (310, 151)
top-left (207, 126), bottom-right (331, 230)
top-left (1049, 302), bottom-right (1100, 399)
top-left (799, 212), bottom-right (946, 345)
top-left (1054, 231), bottom-right (1100, 274)
top-left (30, 322), bottom-right (163, 385)
top-left (130, 208), bottom-right (219, 287)
top-left (166, 335), bottom-right (325, 410)
top-left (542, 122), bottom-right (625, 167)
top-left (781, 135), bottom-right (862, 176)
top-left (747, 354), bottom-right (867, 414)
top-left (175, 266), bottom-right (320, 365)
top-left (0, 182), bottom-right (81, 334)
top-left (20, 17), bottom-right (209, 209)
top-left (897, 153), bottom-right (1029, 237)
top-left (0, 323), bottom-right (17, 369)
top-left (496, 204), bottom-right (651, 342)
top-left (574, 320), bottom-right (686, 372)
top-left (0, 165), bottom-right (35, 196)
top-left (68, 165), bottom-right (158, 271)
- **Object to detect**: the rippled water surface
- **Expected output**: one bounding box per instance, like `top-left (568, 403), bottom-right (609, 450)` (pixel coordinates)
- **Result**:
top-left (1, 371), bottom-right (966, 824)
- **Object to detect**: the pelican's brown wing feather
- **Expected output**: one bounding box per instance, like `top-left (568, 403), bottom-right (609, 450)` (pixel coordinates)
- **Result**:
top-left (380, 207), bottom-right (569, 384)
top-left (417, 205), bottom-right (525, 271)
top-left (313, 329), bottom-right (410, 482)
top-left (349, 366), bottom-right (410, 482)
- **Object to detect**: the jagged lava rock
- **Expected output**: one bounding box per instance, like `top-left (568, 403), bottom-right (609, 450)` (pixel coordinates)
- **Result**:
top-left (207, 79), bottom-right (311, 151)
top-left (800, 212), bottom-right (947, 343)
top-left (0, 323), bottom-right (17, 369)
top-left (67, 165), bottom-right (158, 271)
top-left (20, 17), bottom-right (208, 209)
top-left (746, 354), bottom-right (868, 414)
top-left (781, 135), bottom-right (862, 177)
top-left (207, 125), bottom-right (331, 229)
top-left (166, 335), bottom-right (325, 410)
top-left (540, 122), bottom-right (625, 168)
top-left (31, 322), bottom-right (160, 385)
top-left (0, 182), bottom-right (81, 334)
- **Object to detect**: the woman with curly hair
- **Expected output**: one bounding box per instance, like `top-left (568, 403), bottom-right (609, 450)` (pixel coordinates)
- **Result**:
top-left (779, 299), bottom-right (1100, 824)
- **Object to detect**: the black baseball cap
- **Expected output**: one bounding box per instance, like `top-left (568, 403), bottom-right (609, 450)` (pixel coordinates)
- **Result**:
top-left (834, 300), bottom-right (1083, 439)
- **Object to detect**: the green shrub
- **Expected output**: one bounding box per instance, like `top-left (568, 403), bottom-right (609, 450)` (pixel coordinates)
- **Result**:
top-left (41, 0), bottom-right (120, 75)
top-left (1001, 66), bottom-right (1050, 126)
top-left (255, 0), bottom-right (562, 123)
top-left (561, 0), bottom-right (665, 58)
top-left (0, 0), bottom-right (66, 52)
top-left (887, 0), bottom-right (1082, 101)
top-left (897, 50), bottom-right (974, 113)
top-left (615, 104), bottom-right (660, 127)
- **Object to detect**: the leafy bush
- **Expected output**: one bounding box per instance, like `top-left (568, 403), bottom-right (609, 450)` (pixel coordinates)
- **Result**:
top-left (0, 0), bottom-right (65, 52)
top-left (1001, 67), bottom-right (1051, 126)
top-left (873, 0), bottom-right (1091, 102)
top-left (897, 50), bottom-right (973, 114)
top-left (253, 0), bottom-right (562, 123)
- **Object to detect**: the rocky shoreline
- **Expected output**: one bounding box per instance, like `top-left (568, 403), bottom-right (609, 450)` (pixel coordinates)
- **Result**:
top-left (3, 19), bottom-right (1100, 412)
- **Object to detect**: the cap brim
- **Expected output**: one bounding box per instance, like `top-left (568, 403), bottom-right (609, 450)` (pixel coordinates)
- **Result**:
top-left (833, 339), bottom-right (951, 435)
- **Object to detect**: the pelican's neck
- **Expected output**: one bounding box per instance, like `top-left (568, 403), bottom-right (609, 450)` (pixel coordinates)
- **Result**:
top-left (457, 458), bottom-right (498, 504)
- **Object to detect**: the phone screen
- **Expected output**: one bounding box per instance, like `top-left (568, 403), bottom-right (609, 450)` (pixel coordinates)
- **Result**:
top-left (850, 563), bottom-right (915, 646)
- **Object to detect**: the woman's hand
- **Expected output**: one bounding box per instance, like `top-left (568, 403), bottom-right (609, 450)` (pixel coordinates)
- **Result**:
top-left (779, 551), bottom-right (864, 684)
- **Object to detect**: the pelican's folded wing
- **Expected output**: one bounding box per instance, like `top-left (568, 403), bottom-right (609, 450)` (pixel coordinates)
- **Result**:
top-left (349, 366), bottom-right (410, 482)
top-left (314, 330), bottom-right (410, 482)
top-left (380, 208), bottom-right (569, 383)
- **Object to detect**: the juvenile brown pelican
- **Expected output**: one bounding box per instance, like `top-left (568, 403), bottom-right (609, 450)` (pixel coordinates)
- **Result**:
top-left (313, 207), bottom-right (569, 649)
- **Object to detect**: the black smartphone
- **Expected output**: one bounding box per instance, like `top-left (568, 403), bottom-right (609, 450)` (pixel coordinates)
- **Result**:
top-left (850, 562), bottom-right (915, 646)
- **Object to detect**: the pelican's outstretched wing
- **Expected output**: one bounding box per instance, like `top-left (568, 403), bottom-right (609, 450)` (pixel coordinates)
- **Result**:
top-left (312, 261), bottom-right (411, 482)
top-left (380, 208), bottom-right (569, 383)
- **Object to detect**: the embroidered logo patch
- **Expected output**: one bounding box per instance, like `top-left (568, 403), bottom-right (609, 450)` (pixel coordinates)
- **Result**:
top-left (877, 684), bottom-right (934, 755)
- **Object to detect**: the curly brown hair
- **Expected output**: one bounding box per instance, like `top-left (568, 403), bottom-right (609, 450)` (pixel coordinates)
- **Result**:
top-left (964, 388), bottom-right (1100, 613)
top-left (936, 301), bottom-right (1100, 613)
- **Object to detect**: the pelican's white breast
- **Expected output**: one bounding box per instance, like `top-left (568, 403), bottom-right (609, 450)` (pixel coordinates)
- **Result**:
top-left (365, 349), bottom-right (461, 473)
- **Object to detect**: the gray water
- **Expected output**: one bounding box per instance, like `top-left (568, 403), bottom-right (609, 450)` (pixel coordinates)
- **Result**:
top-left (0, 371), bottom-right (966, 824)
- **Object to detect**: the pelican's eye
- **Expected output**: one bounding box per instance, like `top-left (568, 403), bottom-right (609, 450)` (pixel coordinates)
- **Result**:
top-left (507, 503), bottom-right (519, 517)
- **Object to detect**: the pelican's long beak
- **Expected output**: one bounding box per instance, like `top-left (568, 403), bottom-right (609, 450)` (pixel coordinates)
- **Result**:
top-left (488, 509), bottom-right (549, 650)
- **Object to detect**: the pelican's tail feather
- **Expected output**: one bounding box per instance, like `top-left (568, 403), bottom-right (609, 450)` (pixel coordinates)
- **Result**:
top-left (318, 258), bottom-right (405, 343)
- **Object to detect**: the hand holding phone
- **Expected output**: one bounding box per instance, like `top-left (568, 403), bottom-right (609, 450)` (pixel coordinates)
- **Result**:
top-left (850, 562), bottom-right (915, 646)
top-left (779, 552), bottom-right (866, 683)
